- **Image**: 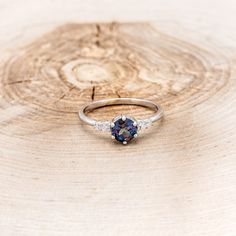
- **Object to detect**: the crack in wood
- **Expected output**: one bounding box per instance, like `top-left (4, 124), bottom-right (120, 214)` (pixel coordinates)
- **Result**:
top-left (57, 86), bottom-right (76, 102)
top-left (91, 86), bottom-right (96, 101)
top-left (6, 80), bottom-right (32, 85)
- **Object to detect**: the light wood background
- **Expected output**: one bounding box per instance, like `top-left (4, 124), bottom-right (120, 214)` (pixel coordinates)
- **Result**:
top-left (0, 0), bottom-right (236, 235)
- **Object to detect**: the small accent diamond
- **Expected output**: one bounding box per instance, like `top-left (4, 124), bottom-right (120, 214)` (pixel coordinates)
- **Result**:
top-left (138, 119), bottom-right (152, 130)
top-left (94, 121), bottom-right (111, 132)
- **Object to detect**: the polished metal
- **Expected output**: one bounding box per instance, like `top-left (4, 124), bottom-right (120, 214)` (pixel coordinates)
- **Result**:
top-left (79, 98), bottom-right (164, 132)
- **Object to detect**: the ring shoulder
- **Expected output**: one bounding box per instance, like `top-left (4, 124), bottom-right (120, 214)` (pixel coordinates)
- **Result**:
top-left (94, 121), bottom-right (111, 132)
top-left (137, 119), bottom-right (153, 130)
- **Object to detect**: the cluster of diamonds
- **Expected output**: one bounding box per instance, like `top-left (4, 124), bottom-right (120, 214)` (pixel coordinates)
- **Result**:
top-left (94, 121), bottom-right (111, 132)
top-left (137, 119), bottom-right (152, 130)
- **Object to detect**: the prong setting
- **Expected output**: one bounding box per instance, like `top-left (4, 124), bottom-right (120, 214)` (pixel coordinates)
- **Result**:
top-left (111, 135), bottom-right (115, 139)
top-left (110, 115), bottom-right (138, 144)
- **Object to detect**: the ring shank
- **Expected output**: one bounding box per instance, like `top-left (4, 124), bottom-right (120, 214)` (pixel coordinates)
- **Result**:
top-left (79, 98), bottom-right (164, 126)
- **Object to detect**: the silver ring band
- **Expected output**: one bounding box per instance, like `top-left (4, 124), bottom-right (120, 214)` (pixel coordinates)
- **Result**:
top-left (79, 98), bottom-right (164, 144)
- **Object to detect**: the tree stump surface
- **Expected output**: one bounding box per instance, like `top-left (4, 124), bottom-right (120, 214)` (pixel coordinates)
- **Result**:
top-left (0, 1), bottom-right (236, 235)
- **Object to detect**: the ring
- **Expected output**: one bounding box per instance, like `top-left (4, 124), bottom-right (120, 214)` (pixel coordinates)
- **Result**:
top-left (79, 98), bottom-right (164, 145)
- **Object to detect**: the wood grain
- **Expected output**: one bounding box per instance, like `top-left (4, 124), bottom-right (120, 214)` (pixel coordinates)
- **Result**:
top-left (0, 4), bottom-right (236, 236)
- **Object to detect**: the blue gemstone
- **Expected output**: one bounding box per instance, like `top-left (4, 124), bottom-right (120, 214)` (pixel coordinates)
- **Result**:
top-left (111, 117), bottom-right (138, 143)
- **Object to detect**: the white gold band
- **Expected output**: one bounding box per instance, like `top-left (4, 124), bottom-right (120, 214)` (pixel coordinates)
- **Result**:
top-left (79, 98), bottom-right (164, 132)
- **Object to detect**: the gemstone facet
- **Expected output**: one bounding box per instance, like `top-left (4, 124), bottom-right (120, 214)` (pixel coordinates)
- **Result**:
top-left (111, 116), bottom-right (138, 144)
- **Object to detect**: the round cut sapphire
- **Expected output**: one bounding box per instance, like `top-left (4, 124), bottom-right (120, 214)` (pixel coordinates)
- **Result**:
top-left (111, 116), bottom-right (138, 144)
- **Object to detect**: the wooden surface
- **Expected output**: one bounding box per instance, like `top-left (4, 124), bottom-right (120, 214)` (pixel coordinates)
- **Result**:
top-left (0, 1), bottom-right (236, 235)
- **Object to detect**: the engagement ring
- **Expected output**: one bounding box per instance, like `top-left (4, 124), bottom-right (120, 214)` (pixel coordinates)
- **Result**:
top-left (79, 98), bottom-right (164, 144)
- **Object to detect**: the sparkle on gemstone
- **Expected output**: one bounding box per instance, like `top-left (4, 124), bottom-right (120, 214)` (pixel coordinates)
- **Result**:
top-left (111, 116), bottom-right (138, 144)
